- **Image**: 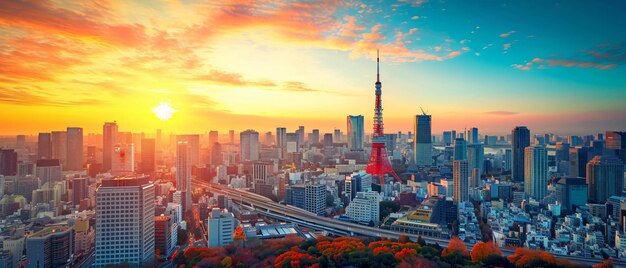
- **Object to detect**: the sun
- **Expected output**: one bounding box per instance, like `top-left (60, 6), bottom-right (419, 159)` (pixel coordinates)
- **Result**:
top-left (152, 102), bottom-right (178, 121)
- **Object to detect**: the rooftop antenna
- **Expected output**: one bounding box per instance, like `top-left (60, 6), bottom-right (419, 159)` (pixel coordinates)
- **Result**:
top-left (419, 106), bottom-right (427, 115)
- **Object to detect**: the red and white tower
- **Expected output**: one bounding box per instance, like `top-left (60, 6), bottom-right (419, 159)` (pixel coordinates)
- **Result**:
top-left (365, 50), bottom-right (400, 184)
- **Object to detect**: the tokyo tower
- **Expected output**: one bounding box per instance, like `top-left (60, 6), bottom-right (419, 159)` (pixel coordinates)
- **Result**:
top-left (365, 50), bottom-right (401, 184)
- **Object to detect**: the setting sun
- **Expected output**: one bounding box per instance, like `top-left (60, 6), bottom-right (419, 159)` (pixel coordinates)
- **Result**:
top-left (152, 102), bottom-right (178, 121)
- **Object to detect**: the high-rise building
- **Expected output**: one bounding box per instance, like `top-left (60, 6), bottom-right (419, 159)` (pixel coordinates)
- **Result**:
top-left (323, 133), bottom-right (333, 147)
top-left (228, 130), bottom-right (235, 144)
top-left (296, 126), bottom-right (305, 147)
top-left (443, 131), bottom-right (453, 145)
top-left (207, 208), bottom-right (235, 247)
top-left (555, 177), bottom-right (588, 213)
top-left (26, 226), bottom-right (73, 268)
top-left (467, 144), bottom-right (484, 176)
top-left (512, 126), bottom-right (530, 182)
top-left (264, 131), bottom-right (273, 145)
top-left (51, 131), bottom-right (67, 165)
top-left (70, 177), bottom-right (88, 208)
top-left (140, 138), bottom-right (156, 174)
top-left (176, 135), bottom-right (200, 166)
top-left (36, 159), bottom-right (62, 186)
top-left (252, 161), bottom-right (273, 186)
top-left (240, 130), bottom-right (259, 161)
top-left (95, 177), bottom-right (155, 268)
top-left (66, 127), bottom-right (83, 170)
top-left (154, 215), bottom-right (177, 256)
top-left (587, 155), bottom-right (624, 204)
top-left (347, 115), bottom-right (365, 151)
top-left (310, 129), bottom-right (320, 144)
top-left (345, 191), bottom-right (381, 225)
top-left (468, 127), bottom-right (479, 144)
top-left (413, 114), bottom-right (432, 166)
top-left (208, 131), bottom-right (219, 146)
top-left (569, 147), bottom-right (589, 178)
top-left (0, 149), bottom-right (17, 176)
top-left (102, 122), bottom-right (118, 172)
top-left (111, 144), bottom-right (134, 176)
top-left (176, 141), bottom-right (192, 213)
top-left (524, 145), bottom-right (548, 201)
top-left (334, 129), bottom-right (341, 143)
top-left (453, 160), bottom-right (469, 203)
top-left (305, 184), bottom-right (325, 216)
top-left (504, 149), bottom-right (512, 171)
top-left (453, 138), bottom-right (467, 161)
top-left (38, 132), bottom-right (52, 159)
top-left (276, 127), bottom-right (287, 158)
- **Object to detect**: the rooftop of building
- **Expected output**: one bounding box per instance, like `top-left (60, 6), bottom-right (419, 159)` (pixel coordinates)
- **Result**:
top-left (29, 226), bottom-right (71, 238)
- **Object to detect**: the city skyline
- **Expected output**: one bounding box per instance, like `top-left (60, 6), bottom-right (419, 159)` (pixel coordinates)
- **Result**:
top-left (1, 1), bottom-right (625, 135)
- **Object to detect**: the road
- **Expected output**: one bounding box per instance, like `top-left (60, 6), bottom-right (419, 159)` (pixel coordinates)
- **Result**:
top-left (194, 180), bottom-right (620, 266)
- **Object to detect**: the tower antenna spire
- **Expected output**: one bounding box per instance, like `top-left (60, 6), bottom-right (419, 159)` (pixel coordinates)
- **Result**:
top-left (377, 49), bottom-right (380, 82)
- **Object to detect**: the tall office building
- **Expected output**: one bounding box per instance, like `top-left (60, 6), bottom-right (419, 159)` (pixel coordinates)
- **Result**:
top-left (587, 155), bottom-right (624, 204)
top-left (524, 145), bottom-right (548, 201)
top-left (176, 141), bottom-right (192, 213)
top-left (311, 129), bottom-right (320, 144)
top-left (66, 127), bottom-right (83, 170)
top-left (208, 131), bottom-right (219, 146)
top-left (111, 144), bottom-right (134, 176)
top-left (296, 126), bottom-right (305, 147)
top-left (323, 133), bottom-right (333, 147)
top-left (264, 131), bottom-right (273, 145)
top-left (140, 138), bottom-right (156, 174)
top-left (36, 159), bottom-right (62, 186)
top-left (555, 177), bottom-right (588, 213)
top-left (569, 147), bottom-right (589, 178)
top-left (154, 215), bottom-right (177, 256)
top-left (176, 135), bottom-right (200, 166)
top-left (443, 131), bottom-right (453, 145)
top-left (504, 149), bottom-right (512, 171)
top-left (240, 130), bottom-right (260, 161)
top-left (276, 127), bottom-right (287, 158)
top-left (305, 184), bottom-right (326, 216)
top-left (512, 126), bottom-right (530, 182)
top-left (51, 131), bottom-right (67, 165)
top-left (26, 226), bottom-right (73, 268)
top-left (453, 138), bottom-right (467, 161)
top-left (413, 114), bottom-right (432, 166)
top-left (37, 133), bottom-right (52, 159)
top-left (0, 149), bottom-right (17, 176)
top-left (71, 177), bottom-right (88, 207)
top-left (467, 144), bottom-right (484, 176)
top-left (468, 127), bottom-right (479, 144)
top-left (95, 177), bottom-right (155, 267)
top-left (102, 122), bottom-right (118, 172)
top-left (206, 208), bottom-right (235, 247)
top-left (453, 160), bottom-right (469, 203)
top-left (347, 115), bottom-right (365, 151)
top-left (228, 130), bottom-right (235, 144)
top-left (334, 129), bottom-right (341, 143)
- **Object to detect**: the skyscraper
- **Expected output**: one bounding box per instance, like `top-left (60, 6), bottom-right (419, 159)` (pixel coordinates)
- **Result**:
top-left (176, 141), bottom-right (192, 212)
top-left (443, 131), bottom-right (453, 145)
top-left (240, 130), bottom-right (259, 161)
top-left (453, 160), bottom-right (469, 203)
top-left (555, 177), bottom-right (588, 213)
top-left (51, 131), bottom-right (67, 165)
top-left (413, 114), bottom-right (432, 166)
top-left (208, 130), bottom-right (219, 146)
top-left (37, 132), bottom-right (52, 159)
top-left (140, 138), bottom-right (155, 174)
top-left (467, 144), bottom-right (484, 176)
top-left (296, 126), bottom-right (305, 147)
top-left (305, 184), bottom-right (326, 216)
top-left (468, 127), bottom-right (479, 144)
top-left (310, 129), bottom-right (320, 144)
top-left (111, 144), bottom-right (134, 176)
top-left (524, 145), bottom-right (548, 201)
top-left (95, 177), bottom-right (155, 268)
top-left (0, 149), bottom-right (17, 176)
top-left (66, 127), bottom-right (83, 170)
top-left (347, 115), bottom-right (364, 151)
top-left (228, 130), bottom-right (235, 144)
top-left (176, 134), bottom-right (200, 166)
top-left (453, 138), bottom-right (467, 161)
top-left (102, 122), bottom-right (118, 172)
top-left (586, 155), bottom-right (624, 204)
top-left (512, 126), bottom-right (530, 182)
top-left (323, 133), bottom-right (333, 147)
top-left (276, 127), bottom-right (287, 158)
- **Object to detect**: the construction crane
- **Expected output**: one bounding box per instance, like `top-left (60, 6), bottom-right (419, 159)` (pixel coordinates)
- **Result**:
top-left (419, 106), bottom-right (427, 115)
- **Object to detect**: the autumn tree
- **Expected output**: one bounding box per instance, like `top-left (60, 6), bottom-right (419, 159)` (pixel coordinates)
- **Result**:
top-left (441, 236), bottom-right (468, 257)
top-left (234, 226), bottom-right (246, 241)
top-left (273, 251), bottom-right (315, 268)
top-left (470, 241), bottom-right (502, 264)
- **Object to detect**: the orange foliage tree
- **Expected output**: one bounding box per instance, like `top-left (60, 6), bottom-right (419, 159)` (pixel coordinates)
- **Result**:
top-left (470, 241), bottom-right (502, 263)
top-left (593, 259), bottom-right (614, 268)
top-left (441, 237), bottom-right (469, 257)
top-left (233, 226), bottom-right (246, 241)
top-left (273, 250), bottom-right (315, 268)
top-left (394, 248), bottom-right (417, 261)
top-left (507, 248), bottom-right (561, 268)
top-left (317, 237), bottom-right (365, 260)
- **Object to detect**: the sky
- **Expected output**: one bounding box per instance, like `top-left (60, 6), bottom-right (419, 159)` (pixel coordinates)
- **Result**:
top-left (0, 0), bottom-right (625, 136)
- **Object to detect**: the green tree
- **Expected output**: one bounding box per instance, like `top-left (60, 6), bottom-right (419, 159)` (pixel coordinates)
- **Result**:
top-left (380, 200), bottom-right (401, 221)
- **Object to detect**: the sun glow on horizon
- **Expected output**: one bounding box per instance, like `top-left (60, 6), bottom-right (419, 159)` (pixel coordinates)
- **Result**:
top-left (152, 102), bottom-right (178, 121)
